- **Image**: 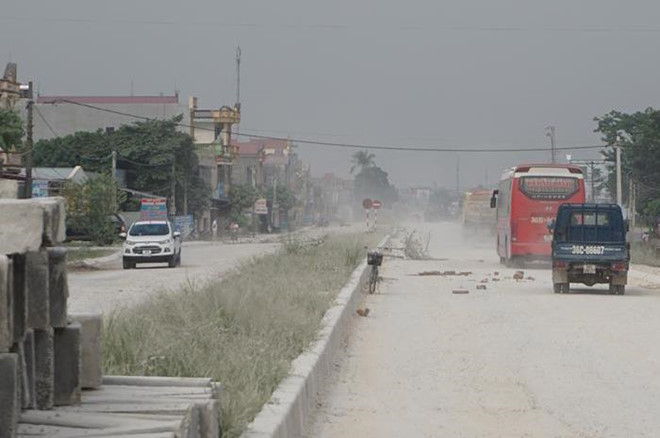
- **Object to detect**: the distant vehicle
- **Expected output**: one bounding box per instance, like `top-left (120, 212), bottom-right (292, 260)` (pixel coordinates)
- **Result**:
top-left (462, 190), bottom-right (496, 231)
top-left (121, 220), bottom-right (182, 269)
top-left (550, 204), bottom-right (629, 295)
top-left (491, 164), bottom-right (586, 266)
top-left (66, 213), bottom-right (126, 243)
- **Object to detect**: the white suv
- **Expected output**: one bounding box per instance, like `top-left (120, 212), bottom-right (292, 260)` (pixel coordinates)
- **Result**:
top-left (122, 221), bottom-right (182, 269)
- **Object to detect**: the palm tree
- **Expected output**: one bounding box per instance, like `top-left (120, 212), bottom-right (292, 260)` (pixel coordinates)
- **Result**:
top-left (350, 150), bottom-right (375, 174)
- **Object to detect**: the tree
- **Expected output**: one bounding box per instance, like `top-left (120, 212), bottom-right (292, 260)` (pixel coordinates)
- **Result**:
top-left (62, 174), bottom-right (118, 245)
top-left (350, 150), bottom-right (375, 174)
top-left (594, 108), bottom-right (660, 217)
top-left (228, 184), bottom-right (260, 226)
top-left (350, 152), bottom-right (398, 205)
top-left (0, 109), bottom-right (24, 151)
top-left (34, 116), bottom-right (209, 216)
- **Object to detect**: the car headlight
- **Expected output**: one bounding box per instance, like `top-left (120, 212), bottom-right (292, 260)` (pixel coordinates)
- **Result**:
top-left (125, 240), bottom-right (137, 246)
top-left (159, 239), bottom-right (171, 244)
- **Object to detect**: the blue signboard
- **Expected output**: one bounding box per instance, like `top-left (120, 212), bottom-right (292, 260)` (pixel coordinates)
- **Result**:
top-left (174, 215), bottom-right (194, 239)
top-left (140, 198), bottom-right (168, 220)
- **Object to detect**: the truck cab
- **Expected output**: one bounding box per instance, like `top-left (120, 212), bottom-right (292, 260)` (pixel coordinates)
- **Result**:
top-left (551, 204), bottom-right (629, 295)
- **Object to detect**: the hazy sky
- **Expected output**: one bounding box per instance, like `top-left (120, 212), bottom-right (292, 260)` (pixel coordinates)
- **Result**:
top-left (3, 0), bottom-right (660, 189)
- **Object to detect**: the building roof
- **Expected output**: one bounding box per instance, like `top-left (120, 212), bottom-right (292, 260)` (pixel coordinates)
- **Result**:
top-left (37, 95), bottom-right (180, 105)
top-left (32, 166), bottom-right (88, 183)
top-left (234, 138), bottom-right (291, 157)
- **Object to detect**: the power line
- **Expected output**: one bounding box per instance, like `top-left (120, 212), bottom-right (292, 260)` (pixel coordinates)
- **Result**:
top-left (4, 16), bottom-right (660, 34)
top-left (33, 106), bottom-right (59, 137)
top-left (44, 99), bottom-right (610, 154)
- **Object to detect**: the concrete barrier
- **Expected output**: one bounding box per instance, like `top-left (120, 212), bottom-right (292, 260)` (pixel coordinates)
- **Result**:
top-left (243, 235), bottom-right (389, 438)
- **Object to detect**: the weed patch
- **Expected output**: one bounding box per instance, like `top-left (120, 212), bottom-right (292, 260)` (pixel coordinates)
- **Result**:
top-left (102, 231), bottom-right (383, 437)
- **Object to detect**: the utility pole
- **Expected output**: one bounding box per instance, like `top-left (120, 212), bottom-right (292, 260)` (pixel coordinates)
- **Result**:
top-left (272, 177), bottom-right (277, 226)
top-left (111, 150), bottom-right (117, 209)
top-left (170, 158), bottom-right (176, 219)
top-left (455, 155), bottom-right (460, 196)
top-left (111, 150), bottom-right (117, 181)
top-left (236, 46), bottom-right (242, 108)
top-left (24, 98), bottom-right (34, 198)
top-left (615, 136), bottom-right (622, 206)
top-left (545, 126), bottom-right (556, 164)
top-left (589, 161), bottom-right (596, 202)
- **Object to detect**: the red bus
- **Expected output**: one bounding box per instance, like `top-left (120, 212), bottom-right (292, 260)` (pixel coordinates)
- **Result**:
top-left (491, 164), bottom-right (586, 265)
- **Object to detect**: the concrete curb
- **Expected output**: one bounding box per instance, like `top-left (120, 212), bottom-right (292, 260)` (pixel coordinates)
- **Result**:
top-left (242, 235), bottom-right (390, 438)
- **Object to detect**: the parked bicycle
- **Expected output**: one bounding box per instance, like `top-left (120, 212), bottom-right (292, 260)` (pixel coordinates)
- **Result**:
top-left (367, 250), bottom-right (384, 294)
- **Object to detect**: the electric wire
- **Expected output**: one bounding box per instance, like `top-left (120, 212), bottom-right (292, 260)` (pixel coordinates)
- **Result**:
top-left (45, 99), bottom-right (611, 154)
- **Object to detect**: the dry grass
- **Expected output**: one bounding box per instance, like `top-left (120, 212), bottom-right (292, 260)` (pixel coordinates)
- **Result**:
top-left (66, 248), bottom-right (116, 263)
top-left (102, 231), bottom-right (383, 437)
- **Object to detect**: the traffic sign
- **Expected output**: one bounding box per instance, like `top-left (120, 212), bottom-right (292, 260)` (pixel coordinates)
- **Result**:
top-left (362, 198), bottom-right (373, 209)
top-left (372, 200), bottom-right (382, 209)
top-left (254, 198), bottom-right (268, 215)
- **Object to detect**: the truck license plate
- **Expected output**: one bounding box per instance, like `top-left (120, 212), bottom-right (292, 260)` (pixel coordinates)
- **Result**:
top-left (144, 250), bottom-right (151, 255)
top-left (583, 264), bottom-right (596, 274)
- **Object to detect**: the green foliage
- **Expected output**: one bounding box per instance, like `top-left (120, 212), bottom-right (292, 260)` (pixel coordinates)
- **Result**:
top-left (62, 174), bottom-right (118, 245)
top-left (0, 109), bottom-right (24, 151)
top-left (350, 150), bottom-right (375, 174)
top-left (229, 184), bottom-right (260, 225)
top-left (349, 151), bottom-right (398, 205)
top-left (34, 116), bottom-right (209, 216)
top-left (594, 109), bottom-right (660, 219)
top-left (266, 184), bottom-right (295, 212)
top-left (643, 199), bottom-right (660, 220)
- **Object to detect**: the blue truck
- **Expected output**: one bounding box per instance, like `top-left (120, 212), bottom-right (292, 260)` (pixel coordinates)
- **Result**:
top-left (551, 204), bottom-right (629, 295)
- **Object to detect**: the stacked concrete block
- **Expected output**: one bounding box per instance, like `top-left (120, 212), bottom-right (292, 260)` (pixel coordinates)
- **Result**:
top-left (70, 314), bottom-right (103, 389)
top-left (0, 198), bottom-right (85, 438)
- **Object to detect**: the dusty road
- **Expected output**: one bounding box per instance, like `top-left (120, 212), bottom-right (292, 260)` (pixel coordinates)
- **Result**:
top-left (67, 224), bottom-right (363, 315)
top-left (67, 241), bottom-right (279, 314)
top-left (308, 222), bottom-right (660, 437)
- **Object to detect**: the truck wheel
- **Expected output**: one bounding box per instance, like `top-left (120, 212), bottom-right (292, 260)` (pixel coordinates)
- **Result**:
top-left (609, 284), bottom-right (625, 295)
top-left (554, 283), bottom-right (569, 294)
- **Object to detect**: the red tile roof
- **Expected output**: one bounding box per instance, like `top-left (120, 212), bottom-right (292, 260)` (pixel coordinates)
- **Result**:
top-left (37, 95), bottom-right (179, 104)
top-left (233, 138), bottom-right (290, 156)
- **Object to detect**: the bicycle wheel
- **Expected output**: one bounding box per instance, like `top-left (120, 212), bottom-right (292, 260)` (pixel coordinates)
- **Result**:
top-left (369, 266), bottom-right (378, 294)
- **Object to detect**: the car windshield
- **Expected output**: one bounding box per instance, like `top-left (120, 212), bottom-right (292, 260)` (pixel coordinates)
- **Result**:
top-left (129, 223), bottom-right (169, 236)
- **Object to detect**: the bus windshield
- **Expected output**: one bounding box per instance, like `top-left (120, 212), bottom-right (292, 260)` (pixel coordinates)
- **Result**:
top-left (518, 176), bottom-right (579, 201)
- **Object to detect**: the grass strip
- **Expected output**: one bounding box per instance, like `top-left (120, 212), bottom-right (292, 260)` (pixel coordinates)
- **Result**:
top-left (67, 248), bottom-right (117, 263)
top-left (102, 231), bottom-right (383, 437)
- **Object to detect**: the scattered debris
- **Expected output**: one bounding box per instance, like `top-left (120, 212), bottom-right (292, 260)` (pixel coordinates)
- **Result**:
top-left (403, 231), bottom-right (432, 260)
top-left (476, 285), bottom-right (487, 290)
top-left (479, 279), bottom-right (489, 283)
top-left (513, 271), bottom-right (525, 280)
top-left (418, 270), bottom-right (472, 277)
top-left (452, 289), bottom-right (470, 294)
top-left (493, 271), bottom-right (500, 276)
top-left (492, 278), bottom-right (500, 282)
top-left (526, 276), bottom-right (536, 281)
top-left (356, 308), bottom-right (370, 317)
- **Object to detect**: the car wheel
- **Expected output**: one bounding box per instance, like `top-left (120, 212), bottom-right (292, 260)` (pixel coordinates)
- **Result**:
top-left (176, 251), bottom-right (182, 267)
top-left (554, 283), bottom-right (569, 294)
top-left (123, 259), bottom-right (132, 270)
top-left (168, 255), bottom-right (177, 268)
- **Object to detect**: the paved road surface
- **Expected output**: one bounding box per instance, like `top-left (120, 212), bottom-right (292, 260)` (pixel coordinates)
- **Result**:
top-left (67, 241), bottom-right (279, 315)
top-left (67, 224), bottom-right (363, 315)
top-left (308, 221), bottom-right (660, 438)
